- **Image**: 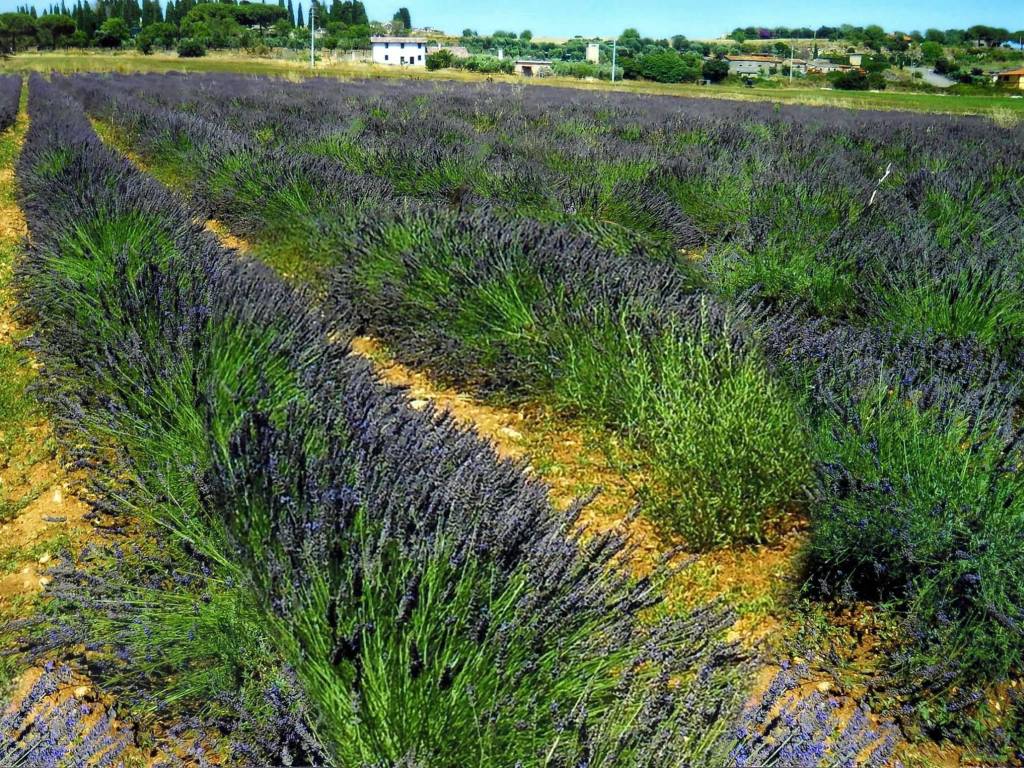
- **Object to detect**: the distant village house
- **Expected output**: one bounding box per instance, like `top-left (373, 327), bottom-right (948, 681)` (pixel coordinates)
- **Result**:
top-left (514, 59), bottom-right (554, 77)
top-left (994, 68), bottom-right (1024, 90)
top-left (725, 54), bottom-right (779, 75)
top-left (807, 58), bottom-right (861, 74)
top-left (370, 36), bottom-right (427, 67)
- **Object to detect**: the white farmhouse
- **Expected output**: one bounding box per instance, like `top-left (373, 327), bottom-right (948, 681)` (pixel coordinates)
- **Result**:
top-left (370, 36), bottom-right (428, 67)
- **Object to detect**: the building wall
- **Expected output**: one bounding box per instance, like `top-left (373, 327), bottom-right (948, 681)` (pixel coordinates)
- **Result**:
top-left (514, 63), bottom-right (553, 76)
top-left (586, 43), bottom-right (600, 64)
top-left (371, 41), bottom-right (426, 66)
top-left (729, 61), bottom-right (773, 75)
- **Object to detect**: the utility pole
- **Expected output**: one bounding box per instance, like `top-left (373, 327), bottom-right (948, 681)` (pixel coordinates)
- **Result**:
top-left (610, 40), bottom-right (617, 82)
top-left (309, 1), bottom-right (315, 70)
top-left (789, 41), bottom-right (794, 85)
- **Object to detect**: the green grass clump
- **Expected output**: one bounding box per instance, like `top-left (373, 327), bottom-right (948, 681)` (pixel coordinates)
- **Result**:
top-left (873, 264), bottom-right (1024, 350)
top-left (555, 309), bottom-right (810, 546)
top-left (81, 544), bottom-right (290, 717)
top-left (707, 183), bottom-right (860, 316)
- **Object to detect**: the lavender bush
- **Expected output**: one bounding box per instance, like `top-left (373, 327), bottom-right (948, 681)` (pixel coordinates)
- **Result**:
top-left (728, 667), bottom-right (897, 767)
top-left (1, 663), bottom-right (128, 767)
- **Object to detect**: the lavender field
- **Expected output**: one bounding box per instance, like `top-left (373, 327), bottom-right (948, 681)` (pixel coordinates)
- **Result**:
top-left (1, 70), bottom-right (1023, 765)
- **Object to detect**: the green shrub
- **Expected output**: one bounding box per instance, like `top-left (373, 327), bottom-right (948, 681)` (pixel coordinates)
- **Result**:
top-left (453, 55), bottom-right (513, 74)
top-left (636, 49), bottom-right (702, 83)
top-left (811, 384), bottom-right (1024, 681)
top-left (551, 61), bottom-right (622, 80)
top-left (867, 72), bottom-right (887, 89)
top-left (703, 58), bottom-right (730, 83)
top-left (829, 70), bottom-right (869, 90)
top-left (425, 48), bottom-right (453, 70)
top-left (177, 38), bottom-right (206, 57)
top-left (554, 309), bottom-right (811, 547)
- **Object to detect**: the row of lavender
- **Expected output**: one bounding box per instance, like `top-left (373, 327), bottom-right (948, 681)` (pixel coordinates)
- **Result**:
top-left (0, 75), bottom-right (17, 131)
top-left (53, 72), bottom-right (1024, 751)
top-left (0, 74), bottom-right (130, 768)
top-left (3, 75), bottom-right (899, 765)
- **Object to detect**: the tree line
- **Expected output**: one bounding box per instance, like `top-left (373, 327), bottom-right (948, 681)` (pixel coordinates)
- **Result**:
top-left (0, 0), bottom-right (394, 54)
top-left (728, 23), bottom-right (1024, 49)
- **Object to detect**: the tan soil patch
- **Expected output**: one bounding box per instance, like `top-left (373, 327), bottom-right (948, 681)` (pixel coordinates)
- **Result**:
top-left (205, 218), bottom-right (250, 252)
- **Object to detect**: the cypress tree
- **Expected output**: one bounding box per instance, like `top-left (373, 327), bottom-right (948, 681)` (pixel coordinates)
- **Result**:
top-left (296, 1), bottom-right (303, 28)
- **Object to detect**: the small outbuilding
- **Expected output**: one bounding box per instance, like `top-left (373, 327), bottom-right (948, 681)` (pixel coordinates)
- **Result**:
top-left (514, 59), bottom-right (553, 77)
top-left (370, 36), bottom-right (428, 67)
top-left (995, 68), bottom-right (1024, 89)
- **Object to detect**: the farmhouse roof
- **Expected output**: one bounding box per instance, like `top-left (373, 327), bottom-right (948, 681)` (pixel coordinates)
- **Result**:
top-left (515, 59), bottom-right (553, 65)
top-left (726, 54), bottom-right (780, 63)
top-left (427, 44), bottom-right (470, 58)
top-left (997, 67), bottom-right (1024, 76)
top-left (371, 36), bottom-right (428, 43)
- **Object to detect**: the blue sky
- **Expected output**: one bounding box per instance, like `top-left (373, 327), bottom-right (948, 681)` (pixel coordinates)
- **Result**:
top-left (368, 0), bottom-right (1021, 39)
top-left (1, 0), bottom-right (1020, 39)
